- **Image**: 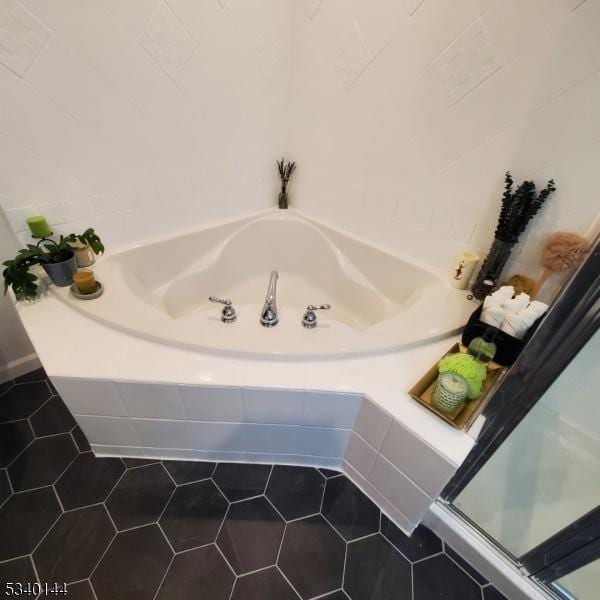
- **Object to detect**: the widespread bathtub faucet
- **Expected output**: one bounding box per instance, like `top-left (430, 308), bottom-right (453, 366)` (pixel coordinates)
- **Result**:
top-left (260, 270), bottom-right (279, 327)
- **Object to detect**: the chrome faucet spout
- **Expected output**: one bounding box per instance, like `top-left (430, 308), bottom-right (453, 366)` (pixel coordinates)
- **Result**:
top-left (260, 270), bottom-right (279, 327)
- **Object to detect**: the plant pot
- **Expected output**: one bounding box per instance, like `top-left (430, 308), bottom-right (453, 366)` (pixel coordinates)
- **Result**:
top-left (471, 238), bottom-right (516, 300)
top-left (41, 254), bottom-right (77, 287)
top-left (278, 191), bottom-right (289, 209)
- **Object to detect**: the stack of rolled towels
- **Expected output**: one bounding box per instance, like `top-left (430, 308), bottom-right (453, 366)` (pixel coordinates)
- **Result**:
top-left (480, 286), bottom-right (548, 340)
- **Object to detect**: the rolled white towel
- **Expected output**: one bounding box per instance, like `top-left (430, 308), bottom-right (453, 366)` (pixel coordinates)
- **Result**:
top-left (481, 304), bottom-right (505, 328)
top-left (496, 285), bottom-right (515, 299)
top-left (527, 300), bottom-right (548, 319)
top-left (483, 285), bottom-right (515, 309)
top-left (517, 301), bottom-right (548, 329)
top-left (500, 313), bottom-right (529, 339)
top-left (503, 293), bottom-right (530, 314)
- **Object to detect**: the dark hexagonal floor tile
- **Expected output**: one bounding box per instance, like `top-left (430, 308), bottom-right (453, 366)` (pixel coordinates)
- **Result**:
top-left (0, 419), bottom-right (33, 468)
top-left (278, 514), bottom-right (345, 599)
top-left (55, 452), bottom-right (125, 510)
top-left (320, 592), bottom-right (348, 599)
top-left (231, 566), bottom-right (299, 600)
top-left (8, 434), bottom-right (77, 492)
top-left (0, 382), bottom-right (51, 422)
top-left (156, 545), bottom-right (234, 600)
top-left (60, 580), bottom-right (96, 600)
top-left (213, 463), bottom-right (271, 502)
top-left (344, 534), bottom-right (411, 600)
top-left (30, 396), bottom-right (76, 437)
top-left (413, 554), bottom-right (482, 600)
top-left (162, 460), bottom-right (215, 484)
top-left (122, 458), bottom-right (159, 468)
top-left (217, 496), bottom-right (285, 574)
top-left (106, 463), bottom-right (175, 530)
top-left (92, 524), bottom-right (173, 600)
top-left (159, 479), bottom-right (227, 551)
top-left (0, 556), bottom-right (37, 587)
top-left (483, 585), bottom-right (509, 600)
top-left (380, 516), bottom-right (442, 562)
top-left (0, 469), bottom-right (11, 506)
top-left (446, 545), bottom-right (488, 584)
top-left (319, 468), bottom-right (342, 478)
top-left (322, 476), bottom-right (379, 541)
top-left (0, 380), bottom-right (13, 397)
top-left (266, 466), bottom-right (324, 521)
top-left (14, 368), bottom-right (47, 384)
top-left (33, 504), bottom-right (114, 583)
top-left (0, 487), bottom-right (61, 561)
top-left (71, 425), bottom-right (91, 453)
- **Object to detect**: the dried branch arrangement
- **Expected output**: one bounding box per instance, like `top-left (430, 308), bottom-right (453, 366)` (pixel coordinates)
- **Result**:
top-left (276, 157), bottom-right (296, 209)
top-left (495, 171), bottom-right (556, 243)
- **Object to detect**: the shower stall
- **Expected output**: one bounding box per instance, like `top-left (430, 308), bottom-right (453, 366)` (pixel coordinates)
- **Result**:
top-left (440, 236), bottom-right (600, 599)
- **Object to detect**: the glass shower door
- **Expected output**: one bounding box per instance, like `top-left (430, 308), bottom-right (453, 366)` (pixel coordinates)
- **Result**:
top-left (453, 329), bottom-right (600, 558)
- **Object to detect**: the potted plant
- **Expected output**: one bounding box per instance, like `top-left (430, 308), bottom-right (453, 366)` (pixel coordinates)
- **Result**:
top-left (3, 228), bottom-right (104, 301)
top-left (276, 157), bottom-right (296, 209)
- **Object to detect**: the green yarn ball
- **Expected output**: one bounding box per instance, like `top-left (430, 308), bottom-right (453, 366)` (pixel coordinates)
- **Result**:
top-left (438, 353), bottom-right (487, 399)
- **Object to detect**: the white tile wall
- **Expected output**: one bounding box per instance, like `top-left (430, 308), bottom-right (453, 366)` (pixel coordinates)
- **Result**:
top-left (290, 0), bottom-right (600, 287)
top-left (76, 414), bottom-right (140, 446)
top-left (243, 387), bottom-right (304, 425)
top-left (117, 381), bottom-right (185, 420)
top-left (380, 420), bottom-right (455, 497)
top-left (2, 0), bottom-right (597, 281)
top-left (0, 0), bottom-right (290, 242)
top-left (132, 417), bottom-right (192, 448)
top-left (53, 377), bottom-right (127, 417)
top-left (180, 385), bottom-right (243, 422)
top-left (353, 397), bottom-right (392, 450)
top-left (368, 454), bottom-right (432, 523)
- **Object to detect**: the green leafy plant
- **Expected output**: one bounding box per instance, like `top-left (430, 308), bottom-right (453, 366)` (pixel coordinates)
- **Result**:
top-left (3, 228), bottom-right (105, 301)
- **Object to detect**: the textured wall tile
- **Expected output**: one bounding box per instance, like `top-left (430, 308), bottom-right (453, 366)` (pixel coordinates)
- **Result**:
top-left (138, 2), bottom-right (196, 80)
top-left (301, 0), bottom-right (323, 20)
top-left (98, 0), bottom-right (161, 37)
top-left (0, 0), bottom-right (50, 77)
top-left (404, 0), bottom-right (424, 16)
top-left (434, 18), bottom-right (499, 104)
top-left (332, 21), bottom-right (372, 90)
top-left (5, 205), bottom-right (36, 232)
top-left (565, 0), bottom-right (587, 10)
top-left (252, 22), bottom-right (288, 83)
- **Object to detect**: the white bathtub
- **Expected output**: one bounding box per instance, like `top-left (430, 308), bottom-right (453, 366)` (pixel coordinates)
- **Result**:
top-left (55, 211), bottom-right (472, 359)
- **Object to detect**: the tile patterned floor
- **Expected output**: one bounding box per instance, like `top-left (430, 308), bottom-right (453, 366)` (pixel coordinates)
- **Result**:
top-left (0, 370), bottom-right (510, 600)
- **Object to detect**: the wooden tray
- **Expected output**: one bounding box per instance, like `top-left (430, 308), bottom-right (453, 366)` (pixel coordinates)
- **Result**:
top-left (409, 343), bottom-right (505, 430)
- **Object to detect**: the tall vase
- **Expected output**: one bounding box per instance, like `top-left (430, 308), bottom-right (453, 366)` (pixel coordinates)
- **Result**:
top-left (278, 191), bottom-right (288, 209)
top-left (471, 238), bottom-right (515, 300)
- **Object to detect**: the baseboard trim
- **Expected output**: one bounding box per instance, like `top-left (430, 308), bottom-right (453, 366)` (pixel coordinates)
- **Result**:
top-left (424, 502), bottom-right (556, 600)
top-left (0, 353), bottom-right (41, 383)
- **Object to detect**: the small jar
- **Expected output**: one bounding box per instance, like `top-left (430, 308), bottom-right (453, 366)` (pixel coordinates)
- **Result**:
top-left (70, 241), bottom-right (95, 267)
top-left (431, 372), bottom-right (469, 414)
top-left (468, 330), bottom-right (497, 363)
top-left (73, 270), bottom-right (97, 295)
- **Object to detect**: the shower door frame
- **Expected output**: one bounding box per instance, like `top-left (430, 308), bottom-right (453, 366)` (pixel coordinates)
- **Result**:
top-left (440, 233), bottom-right (600, 587)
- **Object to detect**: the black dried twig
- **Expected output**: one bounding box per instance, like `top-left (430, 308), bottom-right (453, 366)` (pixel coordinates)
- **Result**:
top-left (494, 171), bottom-right (555, 243)
top-left (277, 157), bottom-right (296, 194)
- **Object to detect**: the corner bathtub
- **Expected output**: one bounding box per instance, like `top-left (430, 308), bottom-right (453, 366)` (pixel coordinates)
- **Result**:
top-left (54, 211), bottom-right (472, 359)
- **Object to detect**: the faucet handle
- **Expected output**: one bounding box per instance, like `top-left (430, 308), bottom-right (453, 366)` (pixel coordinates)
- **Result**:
top-left (209, 296), bottom-right (237, 323)
top-left (302, 304), bottom-right (330, 329)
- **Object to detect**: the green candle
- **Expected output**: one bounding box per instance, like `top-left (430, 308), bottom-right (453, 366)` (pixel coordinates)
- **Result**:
top-left (27, 216), bottom-right (52, 238)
